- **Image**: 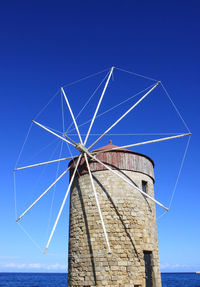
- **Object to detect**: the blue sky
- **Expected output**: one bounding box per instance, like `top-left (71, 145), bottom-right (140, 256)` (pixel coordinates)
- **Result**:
top-left (0, 1), bottom-right (199, 273)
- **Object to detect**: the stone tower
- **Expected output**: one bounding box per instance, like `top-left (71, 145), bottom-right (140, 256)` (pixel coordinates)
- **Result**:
top-left (68, 141), bottom-right (162, 287)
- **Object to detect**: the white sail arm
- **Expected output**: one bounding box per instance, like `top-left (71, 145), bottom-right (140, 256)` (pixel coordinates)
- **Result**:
top-left (86, 150), bottom-right (168, 211)
top-left (44, 154), bottom-right (82, 254)
top-left (93, 133), bottom-right (191, 154)
top-left (84, 67), bottom-right (114, 145)
top-left (63, 133), bottom-right (77, 145)
top-left (88, 81), bottom-right (160, 150)
top-left (84, 153), bottom-right (111, 253)
top-left (14, 156), bottom-right (77, 171)
top-left (33, 121), bottom-right (75, 147)
top-left (61, 88), bottom-right (83, 144)
top-left (16, 166), bottom-right (71, 222)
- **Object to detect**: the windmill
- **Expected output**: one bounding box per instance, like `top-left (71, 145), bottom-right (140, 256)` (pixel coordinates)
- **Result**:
top-left (14, 67), bottom-right (191, 286)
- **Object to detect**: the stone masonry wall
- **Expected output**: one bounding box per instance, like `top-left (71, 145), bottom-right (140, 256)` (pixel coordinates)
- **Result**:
top-left (68, 169), bottom-right (162, 287)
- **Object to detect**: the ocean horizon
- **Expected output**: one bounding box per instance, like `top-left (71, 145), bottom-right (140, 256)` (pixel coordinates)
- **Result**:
top-left (0, 272), bottom-right (200, 286)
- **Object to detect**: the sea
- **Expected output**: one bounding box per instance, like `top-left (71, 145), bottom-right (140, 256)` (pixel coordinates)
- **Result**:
top-left (0, 272), bottom-right (200, 287)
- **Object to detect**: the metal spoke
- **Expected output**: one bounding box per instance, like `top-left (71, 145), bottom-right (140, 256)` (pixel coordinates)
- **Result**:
top-left (61, 88), bottom-right (83, 144)
top-left (44, 155), bottom-right (82, 254)
top-left (84, 153), bottom-right (111, 253)
top-left (88, 81), bottom-right (160, 150)
top-left (84, 67), bottom-right (114, 145)
top-left (85, 150), bottom-right (168, 211)
top-left (94, 133), bottom-right (191, 154)
top-left (63, 133), bottom-right (77, 145)
top-left (16, 166), bottom-right (71, 222)
top-left (33, 121), bottom-right (75, 147)
top-left (66, 71), bottom-right (110, 133)
top-left (14, 156), bottom-right (77, 171)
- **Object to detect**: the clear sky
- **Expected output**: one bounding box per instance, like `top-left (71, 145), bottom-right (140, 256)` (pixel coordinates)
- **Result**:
top-left (0, 1), bottom-right (199, 273)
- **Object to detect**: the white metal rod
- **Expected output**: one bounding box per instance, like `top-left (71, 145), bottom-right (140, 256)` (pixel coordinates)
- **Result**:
top-left (84, 153), bottom-right (111, 253)
top-left (84, 67), bottom-right (114, 145)
top-left (94, 133), bottom-right (192, 154)
top-left (33, 121), bottom-right (75, 147)
top-left (44, 155), bottom-right (82, 254)
top-left (16, 166), bottom-right (71, 222)
top-left (86, 150), bottom-right (168, 211)
top-left (63, 133), bottom-right (77, 145)
top-left (66, 72), bottom-right (110, 133)
top-left (88, 81), bottom-right (160, 150)
top-left (61, 87), bottom-right (83, 144)
top-left (14, 156), bottom-right (77, 171)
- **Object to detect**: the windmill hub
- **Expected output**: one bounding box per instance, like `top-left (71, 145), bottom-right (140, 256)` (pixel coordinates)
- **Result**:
top-left (75, 143), bottom-right (88, 154)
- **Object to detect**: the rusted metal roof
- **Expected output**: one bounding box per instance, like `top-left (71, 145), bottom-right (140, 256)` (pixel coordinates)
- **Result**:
top-left (93, 140), bottom-right (154, 166)
top-left (69, 141), bottom-right (155, 182)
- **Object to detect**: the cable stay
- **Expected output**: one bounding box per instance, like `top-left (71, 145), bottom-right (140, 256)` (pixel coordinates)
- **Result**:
top-left (157, 135), bottom-right (191, 220)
